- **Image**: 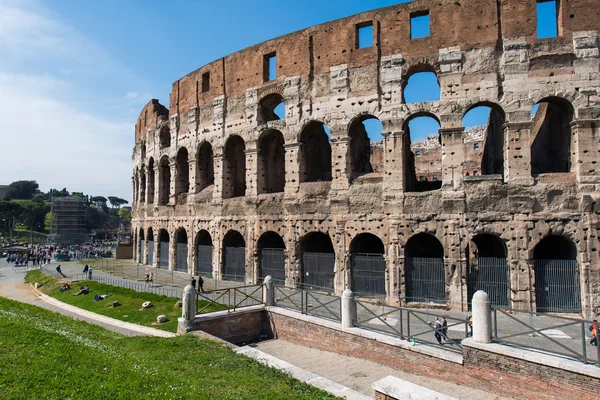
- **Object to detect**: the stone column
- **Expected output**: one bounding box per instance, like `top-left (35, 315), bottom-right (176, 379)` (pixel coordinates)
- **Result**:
top-left (382, 130), bottom-right (405, 196)
top-left (472, 290), bottom-right (492, 343)
top-left (168, 233), bottom-right (177, 271)
top-left (334, 220), bottom-right (347, 294)
top-left (341, 289), bottom-right (357, 328)
top-left (153, 167), bottom-right (160, 207)
top-left (153, 239), bottom-right (160, 269)
top-left (330, 128), bottom-right (350, 191)
top-left (245, 146), bottom-right (258, 197)
top-left (188, 156), bottom-right (197, 203)
top-left (284, 142), bottom-right (301, 194)
top-left (169, 162), bottom-right (177, 205)
top-left (144, 164), bottom-right (151, 206)
top-left (187, 233), bottom-right (194, 275)
top-left (440, 127), bottom-right (464, 190)
top-left (178, 284), bottom-right (197, 334)
top-left (388, 222), bottom-right (401, 306)
top-left (572, 119), bottom-right (600, 190)
top-left (504, 122), bottom-right (534, 185)
top-left (212, 151), bottom-right (224, 201)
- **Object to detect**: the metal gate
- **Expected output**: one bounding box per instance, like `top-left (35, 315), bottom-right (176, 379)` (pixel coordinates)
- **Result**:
top-left (534, 259), bottom-right (581, 313)
top-left (301, 252), bottom-right (335, 291)
top-left (159, 241), bottom-right (169, 269)
top-left (140, 240), bottom-right (145, 264)
top-left (351, 253), bottom-right (386, 297)
top-left (405, 257), bottom-right (446, 304)
top-left (260, 248), bottom-right (286, 284)
top-left (223, 246), bottom-right (245, 281)
top-left (196, 245), bottom-right (213, 276)
top-left (147, 241), bottom-right (154, 265)
top-left (467, 257), bottom-right (509, 308)
top-left (176, 243), bottom-right (188, 272)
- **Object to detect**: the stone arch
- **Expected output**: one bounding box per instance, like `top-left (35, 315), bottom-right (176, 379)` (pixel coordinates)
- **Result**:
top-left (257, 231), bottom-right (286, 284)
top-left (223, 135), bottom-right (246, 199)
top-left (462, 102), bottom-right (506, 176)
top-left (147, 158), bottom-right (155, 204)
top-left (195, 229), bottom-right (213, 276)
top-left (222, 230), bottom-right (246, 281)
top-left (158, 155), bottom-right (171, 205)
top-left (159, 126), bottom-right (171, 148)
top-left (174, 228), bottom-right (188, 272)
top-left (175, 147), bottom-right (190, 199)
top-left (196, 141), bottom-right (214, 193)
top-left (158, 228), bottom-right (170, 268)
top-left (257, 129), bottom-right (285, 194)
top-left (466, 233), bottom-right (510, 308)
top-left (299, 121), bottom-right (332, 183)
top-left (138, 228), bottom-right (145, 262)
top-left (402, 62), bottom-right (441, 104)
top-left (299, 232), bottom-right (335, 290)
top-left (404, 233), bottom-right (446, 303)
top-left (403, 112), bottom-right (442, 192)
top-left (139, 164), bottom-right (146, 203)
top-left (347, 114), bottom-right (382, 179)
top-left (349, 233), bottom-right (386, 297)
top-left (531, 96), bottom-right (575, 175)
top-left (257, 93), bottom-right (284, 125)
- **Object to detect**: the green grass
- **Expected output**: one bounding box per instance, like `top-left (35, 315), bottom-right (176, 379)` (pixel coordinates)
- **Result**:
top-left (0, 296), bottom-right (337, 399)
top-left (25, 270), bottom-right (225, 333)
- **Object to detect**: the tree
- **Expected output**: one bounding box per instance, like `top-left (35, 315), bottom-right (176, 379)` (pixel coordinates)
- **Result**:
top-left (5, 180), bottom-right (40, 200)
top-left (117, 207), bottom-right (131, 222)
top-left (107, 196), bottom-right (128, 209)
top-left (0, 201), bottom-right (23, 238)
top-left (44, 211), bottom-right (55, 233)
top-left (17, 200), bottom-right (48, 242)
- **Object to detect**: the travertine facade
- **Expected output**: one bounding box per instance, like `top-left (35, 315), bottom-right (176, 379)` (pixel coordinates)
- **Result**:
top-left (131, 0), bottom-right (600, 313)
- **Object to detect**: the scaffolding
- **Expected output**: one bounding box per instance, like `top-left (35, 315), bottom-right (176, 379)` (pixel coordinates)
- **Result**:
top-left (50, 196), bottom-right (87, 245)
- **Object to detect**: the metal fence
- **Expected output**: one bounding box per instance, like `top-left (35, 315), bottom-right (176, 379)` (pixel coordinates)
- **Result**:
top-left (351, 253), bottom-right (386, 297)
top-left (273, 285), bottom-right (341, 322)
top-left (534, 259), bottom-right (581, 313)
top-left (147, 241), bottom-right (154, 265)
top-left (492, 307), bottom-right (599, 365)
top-left (196, 245), bottom-right (213, 276)
top-left (405, 257), bottom-right (446, 304)
top-left (93, 275), bottom-right (182, 298)
top-left (259, 248), bottom-right (286, 284)
top-left (196, 284), bottom-right (263, 313)
top-left (355, 299), bottom-right (468, 354)
top-left (222, 246), bottom-right (246, 282)
top-left (159, 242), bottom-right (169, 268)
top-left (176, 243), bottom-right (188, 272)
top-left (300, 252), bottom-right (335, 291)
top-left (467, 257), bottom-right (509, 308)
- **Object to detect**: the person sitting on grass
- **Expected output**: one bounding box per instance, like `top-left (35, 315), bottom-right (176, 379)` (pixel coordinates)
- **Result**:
top-left (73, 285), bottom-right (89, 296)
top-left (94, 293), bottom-right (110, 301)
top-left (59, 282), bottom-right (71, 292)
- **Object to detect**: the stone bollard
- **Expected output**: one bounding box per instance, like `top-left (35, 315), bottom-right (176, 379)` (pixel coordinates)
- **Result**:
top-left (177, 284), bottom-right (197, 334)
top-left (341, 289), bottom-right (357, 328)
top-left (262, 275), bottom-right (274, 306)
top-left (472, 290), bottom-right (492, 344)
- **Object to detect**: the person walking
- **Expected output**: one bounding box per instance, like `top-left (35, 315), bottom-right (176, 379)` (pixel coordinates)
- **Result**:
top-left (56, 265), bottom-right (66, 278)
top-left (441, 315), bottom-right (449, 343)
top-left (191, 276), bottom-right (197, 290)
top-left (197, 275), bottom-right (204, 292)
top-left (590, 320), bottom-right (598, 346)
top-left (432, 317), bottom-right (443, 345)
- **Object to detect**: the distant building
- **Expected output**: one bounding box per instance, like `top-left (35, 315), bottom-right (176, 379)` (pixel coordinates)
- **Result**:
top-left (49, 196), bottom-right (87, 245)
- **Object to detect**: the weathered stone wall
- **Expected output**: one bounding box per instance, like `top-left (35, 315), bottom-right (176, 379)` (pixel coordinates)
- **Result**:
top-left (130, 0), bottom-right (600, 313)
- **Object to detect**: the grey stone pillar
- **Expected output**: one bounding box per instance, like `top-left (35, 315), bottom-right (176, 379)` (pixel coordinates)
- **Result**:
top-left (178, 284), bottom-right (197, 334)
top-left (263, 275), bottom-right (274, 306)
top-left (472, 290), bottom-right (492, 343)
top-left (341, 289), bottom-right (357, 328)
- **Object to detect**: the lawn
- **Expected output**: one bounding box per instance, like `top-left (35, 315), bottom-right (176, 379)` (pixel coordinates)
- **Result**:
top-left (25, 270), bottom-right (225, 333)
top-left (0, 296), bottom-right (337, 399)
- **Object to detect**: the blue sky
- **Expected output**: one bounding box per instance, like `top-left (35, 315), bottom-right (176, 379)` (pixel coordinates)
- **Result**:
top-left (0, 0), bottom-right (552, 201)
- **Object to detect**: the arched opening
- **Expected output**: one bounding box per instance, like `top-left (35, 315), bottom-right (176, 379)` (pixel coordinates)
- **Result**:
top-left (195, 230), bottom-right (213, 276)
top-left (175, 148), bottom-right (190, 199)
top-left (403, 70), bottom-right (440, 104)
top-left (140, 166), bottom-right (146, 203)
top-left (258, 130), bottom-right (285, 194)
top-left (533, 235), bottom-right (580, 313)
top-left (531, 97), bottom-right (574, 175)
top-left (300, 232), bottom-right (335, 291)
top-left (404, 233), bottom-right (445, 303)
top-left (147, 228), bottom-right (154, 265)
top-left (462, 104), bottom-right (506, 177)
top-left (404, 115), bottom-right (442, 192)
top-left (141, 143), bottom-right (146, 159)
top-left (299, 121), bottom-right (332, 183)
top-left (466, 234), bottom-right (509, 308)
top-left (350, 233), bottom-right (386, 297)
top-left (139, 229), bottom-right (145, 263)
top-left (133, 170), bottom-right (139, 204)
top-left (158, 156), bottom-right (171, 205)
top-left (175, 228), bottom-right (188, 272)
top-left (223, 135), bottom-right (246, 199)
top-left (257, 93), bottom-right (285, 124)
top-left (196, 142), bottom-right (214, 193)
top-left (158, 229), bottom-right (170, 269)
top-left (222, 230), bottom-right (246, 282)
top-left (147, 158), bottom-right (155, 204)
top-left (348, 115), bottom-right (383, 179)
top-left (257, 231), bottom-right (286, 284)
top-left (159, 126), bottom-right (171, 148)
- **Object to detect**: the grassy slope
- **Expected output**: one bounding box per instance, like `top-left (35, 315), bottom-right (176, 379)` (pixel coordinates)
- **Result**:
top-left (0, 296), bottom-right (337, 400)
top-left (25, 270), bottom-right (224, 333)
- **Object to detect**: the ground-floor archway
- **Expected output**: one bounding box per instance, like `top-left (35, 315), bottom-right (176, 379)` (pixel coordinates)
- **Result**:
top-left (195, 230), bottom-right (213, 276)
top-left (158, 229), bottom-right (169, 269)
top-left (147, 228), bottom-right (154, 265)
top-left (350, 233), bottom-right (385, 297)
top-left (300, 232), bottom-right (335, 291)
top-left (175, 228), bottom-right (188, 272)
top-left (466, 234), bottom-right (509, 308)
top-left (139, 229), bottom-right (145, 264)
top-left (404, 233), bottom-right (445, 304)
top-left (257, 231), bottom-right (286, 284)
top-left (222, 230), bottom-right (245, 282)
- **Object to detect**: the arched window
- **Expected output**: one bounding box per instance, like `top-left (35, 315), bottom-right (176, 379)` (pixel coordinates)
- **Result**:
top-left (258, 130), bottom-right (285, 194)
top-left (531, 97), bottom-right (574, 175)
top-left (146, 228), bottom-right (154, 265)
top-left (223, 136), bottom-right (246, 199)
top-left (348, 115), bottom-right (383, 179)
top-left (196, 142), bottom-right (214, 192)
top-left (175, 228), bottom-right (188, 272)
top-left (299, 121), bottom-right (332, 183)
top-left (147, 158), bottom-right (155, 204)
top-left (404, 114), bottom-right (441, 192)
top-left (195, 230), bottom-right (213, 276)
top-left (466, 234), bottom-right (509, 308)
top-left (350, 233), bottom-right (385, 297)
top-left (158, 156), bottom-right (171, 205)
top-left (222, 230), bottom-right (246, 282)
top-left (140, 166), bottom-right (146, 203)
top-left (257, 93), bottom-right (285, 125)
top-left (462, 104), bottom-right (506, 177)
top-left (158, 229), bottom-right (170, 268)
top-left (159, 126), bottom-right (171, 148)
top-left (257, 231), bottom-right (286, 284)
top-left (404, 70), bottom-right (440, 103)
top-left (299, 232), bottom-right (335, 291)
top-left (404, 233), bottom-right (445, 304)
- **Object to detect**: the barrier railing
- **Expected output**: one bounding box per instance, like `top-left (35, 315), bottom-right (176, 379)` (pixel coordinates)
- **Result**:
top-left (355, 300), bottom-right (469, 354)
top-left (93, 276), bottom-right (182, 299)
top-left (273, 285), bottom-right (341, 322)
top-left (196, 284), bottom-right (263, 313)
top-left (492, 307), bottom-right (599, 365)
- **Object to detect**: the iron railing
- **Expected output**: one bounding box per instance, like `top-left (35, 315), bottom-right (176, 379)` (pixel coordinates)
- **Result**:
top-left (273, 285), bottom-right (341, 322)
top-left (196, 284), bottom-right (263, 313)
top-left (492, 307), bottom-right (599, 366)
top-left (355, 300), bottom-right (469, 354)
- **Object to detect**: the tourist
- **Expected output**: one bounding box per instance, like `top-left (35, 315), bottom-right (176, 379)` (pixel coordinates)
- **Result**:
top-left (466, 315), bottom-right (473, 337)
top-left (197, 275), bottom-right (204, 292)
top-left (432, 317), bottom-right (443, 345)
top-left (73, 285), bottom-right (89, 296)
top-left (59, 282), bottom-right (71, 292)
top-left (441, 315), bottom-right (449, 343)
top-left (191, 276), bottom-right (196, 290)
top-left (82, 264), bottom-right (89, 274)
top-left (144, 272), bottom-right (150, 284)
top-left (590, 320), bottom-right (598, 346)
top-left (56, 265), bottom-right (66, 278)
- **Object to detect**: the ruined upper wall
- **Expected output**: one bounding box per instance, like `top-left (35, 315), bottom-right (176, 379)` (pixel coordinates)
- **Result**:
top-left (135, 99), bottom-right (168, 141)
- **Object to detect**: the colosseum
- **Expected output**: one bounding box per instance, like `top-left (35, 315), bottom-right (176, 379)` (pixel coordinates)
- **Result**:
top-left (131, 0), bottom-right (600, 314)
